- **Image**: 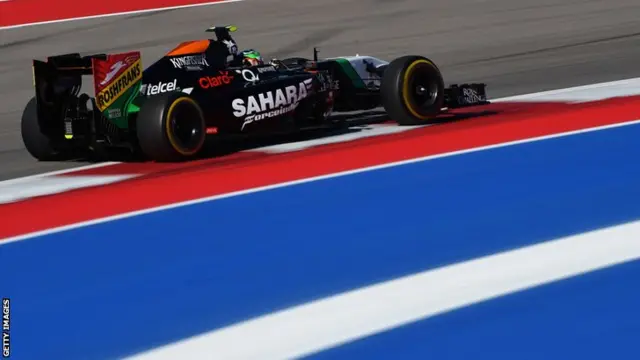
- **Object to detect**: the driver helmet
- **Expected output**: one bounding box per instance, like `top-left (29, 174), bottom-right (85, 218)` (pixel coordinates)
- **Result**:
top-left (241, 49), bottom-right (264, 67)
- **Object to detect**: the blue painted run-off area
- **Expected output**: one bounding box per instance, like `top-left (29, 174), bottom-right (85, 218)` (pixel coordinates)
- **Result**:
top-left (2, 123), bottom-right (640, 359)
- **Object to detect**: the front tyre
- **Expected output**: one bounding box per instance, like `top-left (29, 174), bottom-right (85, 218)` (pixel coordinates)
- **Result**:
top-left (136, 92), bottom-right (206, 162)
top-left (381, 55), bottom-right (445, 125)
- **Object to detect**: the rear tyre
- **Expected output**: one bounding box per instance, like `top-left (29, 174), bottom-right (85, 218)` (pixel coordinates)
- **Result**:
top-left (21, 96), bottom-right (61, 161)
top-left (136, 92), bottom-right (207, 162)
top-left (381, 55), bottom-right (445, 125)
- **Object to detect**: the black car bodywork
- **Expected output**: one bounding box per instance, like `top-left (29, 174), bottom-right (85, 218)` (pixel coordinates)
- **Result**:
top-left (22, 25), bottom-right (490, 162)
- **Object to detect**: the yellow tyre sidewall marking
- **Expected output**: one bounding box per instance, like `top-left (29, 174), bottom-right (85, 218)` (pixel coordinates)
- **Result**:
top-left (165, 97), bottom-right (205, 156)
top-left (402, 59), bottom-right (436, 120)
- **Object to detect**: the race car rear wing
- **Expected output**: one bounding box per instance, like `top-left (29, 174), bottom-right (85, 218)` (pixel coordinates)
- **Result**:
top-left (32, 52), bottom-right (143, 137)
top-left (31, 53), bottom-right (107, 139)
top-left (32, 53), bottom-right (109, 104)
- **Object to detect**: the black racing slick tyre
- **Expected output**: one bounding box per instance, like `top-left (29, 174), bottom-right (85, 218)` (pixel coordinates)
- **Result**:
top-left (381, 55), bottom-right (445, 125)
top-left (136, 92), bottom-right (207, 162)
top-left (21, 96), bottom-right (60, 161)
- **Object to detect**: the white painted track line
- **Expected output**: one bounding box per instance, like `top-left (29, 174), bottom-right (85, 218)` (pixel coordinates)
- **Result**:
top-left (492, 77), bottom-right (640, 102)
top-left (126, 220), bottom-right (640, 360)
top-left (0, 0), bottom-right (244, 31)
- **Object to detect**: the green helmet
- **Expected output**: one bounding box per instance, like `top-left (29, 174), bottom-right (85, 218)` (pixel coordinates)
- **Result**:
top-left (242, 49), bottom-right (264, 65)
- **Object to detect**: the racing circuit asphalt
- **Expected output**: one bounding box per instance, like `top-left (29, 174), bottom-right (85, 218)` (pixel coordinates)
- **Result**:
top-left (1, 0), bottom-right (639, 180)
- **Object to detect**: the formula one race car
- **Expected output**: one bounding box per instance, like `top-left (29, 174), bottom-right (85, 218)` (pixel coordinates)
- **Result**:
top-left (22, 25), bottom-right (489, 162)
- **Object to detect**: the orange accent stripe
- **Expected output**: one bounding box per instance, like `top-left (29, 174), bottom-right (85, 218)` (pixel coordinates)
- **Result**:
top-left (166, 40), bottom-right (210, 56)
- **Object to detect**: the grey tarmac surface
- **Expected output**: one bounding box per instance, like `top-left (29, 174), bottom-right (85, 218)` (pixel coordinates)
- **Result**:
top-left (1, 0), bottom-right (639, 180)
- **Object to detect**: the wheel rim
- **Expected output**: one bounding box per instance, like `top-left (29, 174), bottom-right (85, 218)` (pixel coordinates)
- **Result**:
top-left (402, 59), bottom-right (442, 120)
top-left (166, 98), bottom-right (205, 156)
top-left (409, 71), bottom-right (439, 108)
top-left (409, 65), bottom-right (440, 110)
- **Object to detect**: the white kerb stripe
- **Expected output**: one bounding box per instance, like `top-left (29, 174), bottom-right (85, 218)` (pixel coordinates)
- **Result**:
top-left (0, 162), bottom-right (121, 186)
top-left (126, 220), bottom-right (640, 360)
top-left (0, 174), bottom-right (137, 205)
top-left (3, 118), bottom-right (640, 245)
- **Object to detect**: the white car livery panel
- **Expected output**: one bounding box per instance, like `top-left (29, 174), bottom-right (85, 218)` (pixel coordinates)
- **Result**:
top-left (329, 55), bottom-right (389, 89)
top-left (232, 78), bottom-right (314, 130)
